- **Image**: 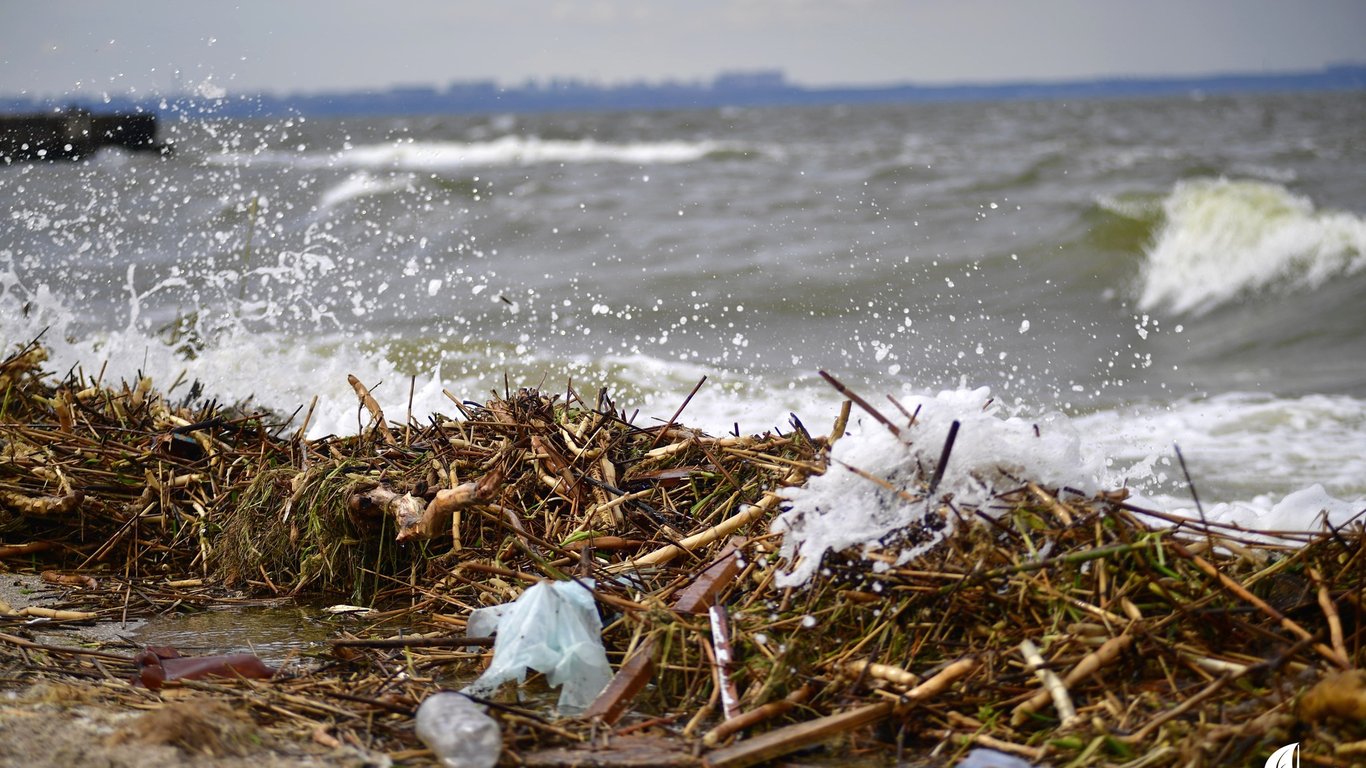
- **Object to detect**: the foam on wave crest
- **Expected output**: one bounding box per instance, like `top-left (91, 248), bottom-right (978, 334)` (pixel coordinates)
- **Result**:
top-left (1137, 178), bottom-right (1366, 315)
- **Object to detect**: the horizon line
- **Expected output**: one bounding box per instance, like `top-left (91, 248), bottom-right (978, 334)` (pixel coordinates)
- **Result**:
top-left (4, 62), bottom-right (1366, 101)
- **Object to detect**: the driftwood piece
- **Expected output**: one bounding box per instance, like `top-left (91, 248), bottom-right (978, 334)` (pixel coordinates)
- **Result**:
top-left (902, 656), bottom-right (977, 701)
top-left (563, 536), bottom-right (646, 552)
top-left (703, 657), bottom-right (975, 767)
top-left (709, 604), bottom-right (741, 721)
top-left (0, 541), bottom-right (58, 558)
top-left (702, 684), bottom-right (813, 747)
top-left (347, 486), bottom-right (425, 540)
top-left (844, 659), bottom-right (919, 688)
top-left (17, 606), bottom-right (98, 621)
top-left (621, 501), bottom-right (769, 571)
top-left (401, 468), bottom-right (505, 543)
top-left (40, 570), bottom-right (98, 589)
top-left (346, 374), bottom-right (397, 445)
top-left (701, 702), bottom-right (894, 768)
top-left (672, 543), bottom-right (743, 613)
top-left (54, 389), bottom-right (74, 433)
top-left (410, 482), bottom-right (480, 543)
top-left (582, 639), bottom-right (657, 724)
top-left (1019, 638), bottom-right (1078, 727)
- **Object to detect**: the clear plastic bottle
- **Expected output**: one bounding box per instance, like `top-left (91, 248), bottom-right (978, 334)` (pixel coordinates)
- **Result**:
top-left (415, 692), bottom-right (502, 768)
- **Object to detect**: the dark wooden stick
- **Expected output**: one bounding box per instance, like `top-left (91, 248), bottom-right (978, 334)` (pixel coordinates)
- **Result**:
top-left (649, 375), bottom-right (707, 450)
top-left (927, 420), bottom-right (960, 495)
top-left (818, 371), bottom-right (902, 438)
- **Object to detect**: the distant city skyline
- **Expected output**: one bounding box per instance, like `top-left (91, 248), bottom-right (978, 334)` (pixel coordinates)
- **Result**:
top-left (7, 62), bottom-right (1362, 122)
top-left (2, 0), bottom-right (1364, 98)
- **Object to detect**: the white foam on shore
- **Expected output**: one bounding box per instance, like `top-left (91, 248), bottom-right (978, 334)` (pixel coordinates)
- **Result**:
top-left (773, 388), bottom-right (1101, 587)
top-left (0, 248), bottom-right (823, 443)
top-left (0, 246), bottom-right (451, 440)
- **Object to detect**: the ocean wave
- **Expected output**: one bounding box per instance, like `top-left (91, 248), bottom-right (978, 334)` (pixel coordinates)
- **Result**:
top-left (212, 135), bottom-right (741, 171)
top-left (1094, 192), bottom-right (1163, 223)
top-left (1085, 193), bottom-right (1164, 251)
top-left (11, 227), bottom-right (1360, 506)
top-left (0, 251), bottom-right (445, 441)
top-left (1137, 178), bottom-right (1366, 315)
top-left (1086, 144), bottom-right (1187, 174)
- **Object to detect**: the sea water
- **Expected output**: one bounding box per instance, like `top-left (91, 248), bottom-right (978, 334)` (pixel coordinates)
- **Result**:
top-left (2, 92), bottom-right (1363, 551)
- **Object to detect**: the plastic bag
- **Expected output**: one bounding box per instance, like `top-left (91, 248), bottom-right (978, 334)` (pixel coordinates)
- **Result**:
top-left (463, 579), bottom-right (612, 713)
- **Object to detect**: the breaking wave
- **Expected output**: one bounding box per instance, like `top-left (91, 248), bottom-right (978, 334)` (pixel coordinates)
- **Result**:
top-left (213, 135), bottom-right (742, 171)
top-left (1137, 178), bottom-right (1366, 315)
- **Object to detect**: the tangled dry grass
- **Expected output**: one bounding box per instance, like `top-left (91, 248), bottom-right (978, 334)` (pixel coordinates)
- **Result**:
top-left (1, 337), bottom-right (1362, 767)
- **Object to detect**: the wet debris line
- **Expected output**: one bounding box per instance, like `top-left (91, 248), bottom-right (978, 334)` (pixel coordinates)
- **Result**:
top-left (0, 338), bottom-right (1363, 767)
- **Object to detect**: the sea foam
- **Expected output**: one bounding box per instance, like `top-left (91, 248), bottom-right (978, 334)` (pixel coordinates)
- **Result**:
top-left (773, 388), bottom-right (1101, 587)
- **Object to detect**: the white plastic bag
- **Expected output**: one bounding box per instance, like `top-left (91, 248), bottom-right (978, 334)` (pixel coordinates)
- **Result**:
top-left (462, 579), bottom-right (612, 713)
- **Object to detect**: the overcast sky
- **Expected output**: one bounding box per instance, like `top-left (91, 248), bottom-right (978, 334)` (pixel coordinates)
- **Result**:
top-left (4, 0), bottom-right (1365, 97)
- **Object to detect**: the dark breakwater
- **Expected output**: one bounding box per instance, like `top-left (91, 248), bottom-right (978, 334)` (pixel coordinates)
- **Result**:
top-left (0, 108), bottom-right (168, 162)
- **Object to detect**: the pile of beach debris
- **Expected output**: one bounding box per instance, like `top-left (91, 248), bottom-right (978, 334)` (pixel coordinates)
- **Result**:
top-left (1, 337), bottom-right (1362, 767)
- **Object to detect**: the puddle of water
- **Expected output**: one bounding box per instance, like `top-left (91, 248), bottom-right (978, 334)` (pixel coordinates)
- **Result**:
top-left (128, 604), bottom-right (332, 665)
